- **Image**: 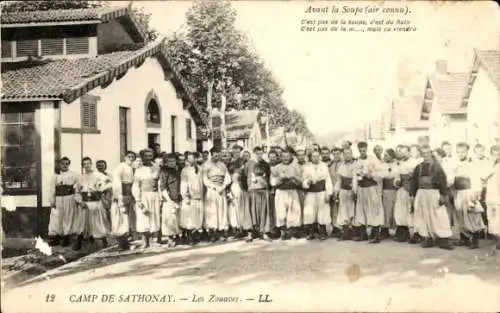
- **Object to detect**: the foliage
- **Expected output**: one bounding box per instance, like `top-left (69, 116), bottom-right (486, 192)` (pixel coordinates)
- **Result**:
top-left (1, 0), bottom-right (107, 12)
top-left (165, 0), bottom-right (313, 139)
top-left (130, 5), bottom-right (159, 42)
top-left (0, 1), bottom-right (158, 43)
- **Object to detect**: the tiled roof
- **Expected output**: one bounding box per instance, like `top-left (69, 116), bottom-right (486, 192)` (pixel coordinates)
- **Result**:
top-left (475, 49), bottom-right (500, 88)
top-left (1, 40), bottom-right (207, 126)
top-left (1, 6), bottom-right (128, 25)
top-left (225, 110), bottom-right (260, 140)
top-left (0, 5), bottom-right (146, 42)
top-left (428, 72), bottom-right (469, 115)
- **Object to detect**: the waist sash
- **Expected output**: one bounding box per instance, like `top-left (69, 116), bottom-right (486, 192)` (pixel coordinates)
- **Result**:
top-left (400, 174), bottom-right (412, 191)
top-left (307, 180), bottom-right (326, 192)
top-left (55, 184), bottom-right (74, 197)
top-left (209, 175), bottom-right (225, 186)
top-left (454, 176), bottom-right (471, 190)
top-left (418, 176), bottom-right (435, 190)
top-left (383, 178), bottom-right (397, 190)
top-left (358, 177), bottom-right (377, 188)
top-left (277, 178), bottom-right (299, 190)
top-left (122, 183), bottom-right (133, 196)
top-left (82, 191), bottom-right (102, 202)
top-left (340, 176), bottom-right (353, 190)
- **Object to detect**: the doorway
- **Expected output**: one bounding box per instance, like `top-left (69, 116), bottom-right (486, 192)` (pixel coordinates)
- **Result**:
top-left (148, 133), bottom-right (160, 150)
top-left (119, 107), bottom-right (129, 161)
top-left (171, 115), bottom-right (177, 153)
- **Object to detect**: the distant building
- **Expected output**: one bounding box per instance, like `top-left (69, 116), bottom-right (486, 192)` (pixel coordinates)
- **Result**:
top-left (427, 60), bottom-right (470, 148)
top-left (466, 49), bottom-right (500, 149)
top-left (387, 75), bottom-right (430, 147)
top-left (223, 109), bottom-right (263, 151)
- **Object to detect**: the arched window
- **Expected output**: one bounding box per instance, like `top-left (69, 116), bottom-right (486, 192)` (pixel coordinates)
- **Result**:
top-left (147, 99), bottom-right (160, 124)
top-left (145, 90), bottom-right (161, 127)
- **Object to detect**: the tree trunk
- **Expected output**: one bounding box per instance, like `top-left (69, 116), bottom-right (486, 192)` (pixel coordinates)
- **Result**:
top-left (206, 80), bottom-right (214, 148)
top-left (265, 113), bottom-right (270, 149)
top-left (220, 92), bottom-right (227, 149)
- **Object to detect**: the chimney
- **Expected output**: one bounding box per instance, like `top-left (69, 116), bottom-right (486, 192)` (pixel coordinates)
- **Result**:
top-left (436, 60), bottom-right (447, 75)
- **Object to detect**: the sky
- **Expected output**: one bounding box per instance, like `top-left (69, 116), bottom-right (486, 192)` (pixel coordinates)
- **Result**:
top-left (115, 1), bottom-right (499, 136)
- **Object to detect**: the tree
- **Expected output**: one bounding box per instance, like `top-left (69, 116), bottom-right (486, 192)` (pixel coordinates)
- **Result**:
top-left (1, 1), bottom-right (158, 43)
top-left (129, 5), bottom-right (159, 43)
top-left (165, 0), bottom-right (314, 144)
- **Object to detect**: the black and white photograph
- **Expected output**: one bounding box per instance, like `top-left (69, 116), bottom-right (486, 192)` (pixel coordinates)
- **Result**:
top-left (1, 0), bottom-right (499, 312)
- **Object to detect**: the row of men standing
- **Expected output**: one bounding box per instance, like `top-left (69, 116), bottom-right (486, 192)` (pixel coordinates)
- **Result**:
top-left (47, 141), bottom-right (500, 251)
top-left (47, 144), bottom-right (339, 250)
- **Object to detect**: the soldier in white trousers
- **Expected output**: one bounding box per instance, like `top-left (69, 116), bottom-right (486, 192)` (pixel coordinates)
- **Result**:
top-left (302, 150), bottom-right (333, 240)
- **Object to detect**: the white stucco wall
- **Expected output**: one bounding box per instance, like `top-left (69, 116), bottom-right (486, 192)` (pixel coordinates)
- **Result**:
top-left (428, 97), bottom-right (468, 148)
top-left (467, 68), bottom-right (500, 148)
top-left (60, 56), bottom-right (197, 173)
top-left (430, 108), bottom-right (467, 148)
top-left (39, 102), bottom-right (55, 207)
top-left (387, 128), bottom-right (429, 148)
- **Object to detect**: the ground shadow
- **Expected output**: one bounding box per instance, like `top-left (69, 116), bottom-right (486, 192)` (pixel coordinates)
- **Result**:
top-left (12, 237), bottom-right (500, 290)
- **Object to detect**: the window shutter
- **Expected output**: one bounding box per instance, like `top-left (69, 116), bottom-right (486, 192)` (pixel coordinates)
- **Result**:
top-left (89, 102), bottom-right (97, 128)
top-left (81, 101), bottom-right (90, 128)
top-left (16, 39), bottom-right (38, 57)
top-left (81, 96), bottom-right (98, 129)
top-left (41, 38), bottom-right (64, 56)
top-left (66, 37), bottom-right (89, 55)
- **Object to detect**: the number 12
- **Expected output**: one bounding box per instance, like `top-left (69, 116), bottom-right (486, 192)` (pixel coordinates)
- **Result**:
top-left (45, 294), bottom-right (55, 302)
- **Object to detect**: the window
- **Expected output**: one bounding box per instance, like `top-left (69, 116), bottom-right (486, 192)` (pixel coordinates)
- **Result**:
top-left (425, 88), bottom-right (433, 99)
top-left (1, 41), bottom-right (12, 58)
top-left (119, 107), bottom-right (129, 161)
top-left (6, 36), bottom-right (90, 58)
top-left (41, 38), bottom-right (63, 55)
top-left (81, 95), bottom-right (98, 129)
top-left (1, 104), bottom-right (38, 193)
top-left (420, 100), bottom-right (432, 120)
top-left (171, 116), bottom-right (177, 153)
top-left (147, 99), bottom-right (161, 124)
top-left (16, 39), bottom-right (38, 57)
top-left (66, 37), bottom-right (89, 55)
top-left (186, 118), bottom-right (192, 139)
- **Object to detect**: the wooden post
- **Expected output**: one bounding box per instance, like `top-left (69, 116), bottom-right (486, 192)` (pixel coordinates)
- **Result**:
top-left (0, 98), bottom-right (3, 241)
top-left (79, 102), bottom-right (84, 174)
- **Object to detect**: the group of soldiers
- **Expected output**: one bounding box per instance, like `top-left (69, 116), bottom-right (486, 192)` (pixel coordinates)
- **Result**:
top-left (47, 140), bottom-right (500, 252)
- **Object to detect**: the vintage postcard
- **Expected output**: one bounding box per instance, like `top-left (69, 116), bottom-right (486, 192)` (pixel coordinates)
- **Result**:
top-left (1, 0), bottom-right (499, 312)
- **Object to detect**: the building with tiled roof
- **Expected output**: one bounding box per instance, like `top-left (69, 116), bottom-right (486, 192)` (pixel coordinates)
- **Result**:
top-left (383, 71), bottom-right (431, 147)
top-left (425, 60), bottom-right (470, 147)
top-left (219, 109), bottom-right (263, 150)
top-left (1, 5), bottom-right (147, 61)
top-left (466, 49), bottom-right (500, 148)
top-left (1, 5), bottom-right (207, 221)
top-left (1, 6), bottom-right (136, 26)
